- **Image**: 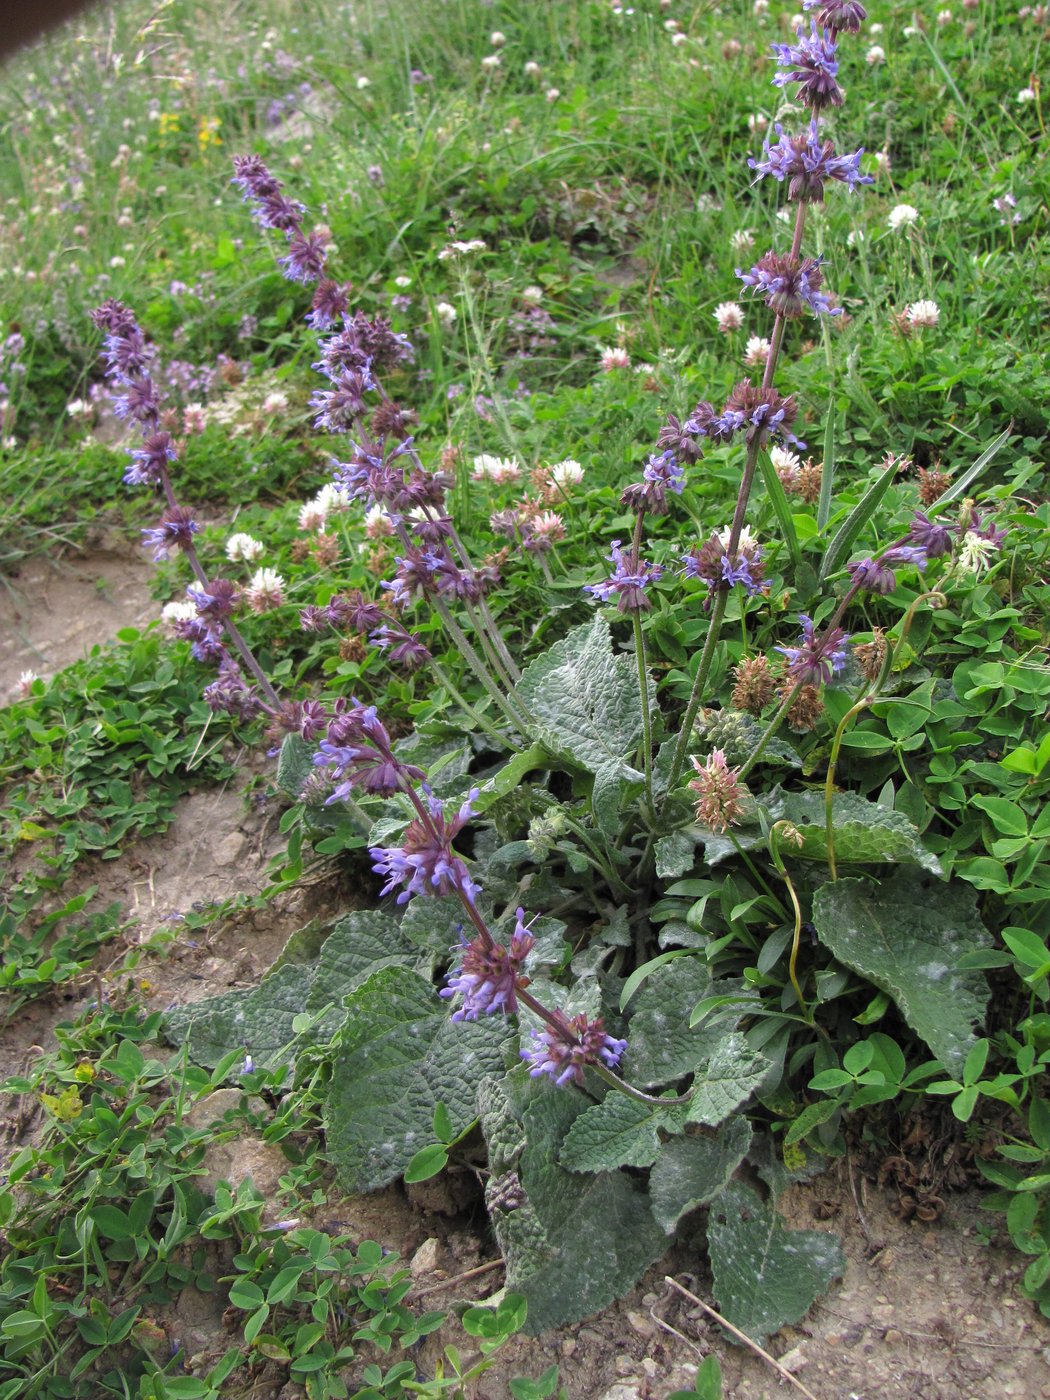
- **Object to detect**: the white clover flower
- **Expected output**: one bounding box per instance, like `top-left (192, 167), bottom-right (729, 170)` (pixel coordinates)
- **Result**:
top-left (717, 523), bottom-right (760, 553)
top-left (531, 509), bottom-right (565, 540)
top-left (664, 17), bottom-right (680, 29)
top-left (490, 30), bottom-right (506, 46)
top-left (437, 238), bottom-right (487, 261)
top-left (905, 299), bottom-right (940, 328)
top-left (481, 53), bottom-right (502, 71)
top-left (524, 60), bottom-right (542, 77)
top-left (937, 8), bottom-right (953, 23)
top-left (1017, 87), bottom-right (1037, 103)
top-left (314, 483), bottom-right (351, 515)
top-left (109, 255), bottom-right (126, 268)
top-left (846, 228), bottom-right (866, 247)
top-left (770, 445), bottom-right (801, 474)
top-left (246, 567), bottom-right (285, 612)
top-left (671, 31), bottom-right (688, 45)
top-left (365, 503), bottom-right (394, 538)
top-left (66, 397), bottom-right (92, 418)
top-left (545, 87), bottom-right (561, 102)
top-left (298, 500), bottom-right (327, 532)
top-left (714, 301), bottom-right (745, 333)
top-left (226, 532), bottom-right (264, 563)
top-left (869, 21), bottom-right (884, 33)
top-left (356, 76), bottom-right (371, 90)
top-left (17, 669), bottom-right (39, 698)
top-left (744, 335), bottom-right (771, 367)
top-left (261, 391), bottom-right (288, 414)
top-left (730, 228), bottom-right (756, 257)
top-left (550, 458), bottom-right (585, 489)
top-left (956, 531), bottom-right (998, 575)
top-left (599, 345), bottom-right (631, 371)
top-left (888, 203), bottom-right (920, 230)
top-left (394, 275), bottom-right (412, 290)
top-left (435, 301), bottom-right (458, 327)
top-left (183, 402), bottom-right (207, 433)
top-left (747, 112), bottom-right (769, 132)
top-left (472, 453), bottom-right (521, 483)
top-left (161, 599), bottom-right (198, 628)
top-left (866, 45), bottom-right (886, 63)
top-left (521, 284), bottom-right (544, 305)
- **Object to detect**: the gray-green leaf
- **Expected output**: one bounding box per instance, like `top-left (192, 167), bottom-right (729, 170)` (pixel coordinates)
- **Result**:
top-left (650, 1118), bottom-right (753, 1234)
top-left (706, 1181), bottom-right (844, 1341)
top-left (325, 967), bottom-right (514, 1192)
top-left (560, 1094), bottom-right (688, 1173)
top-left (626, 959), bottom-right (755, 1088)
top-left (515, 615), bottom-right (649, 775)
top-left (811, 872), bottom-right (991, 1077)
top-left (685, 1034), bottom-right (770, 1127)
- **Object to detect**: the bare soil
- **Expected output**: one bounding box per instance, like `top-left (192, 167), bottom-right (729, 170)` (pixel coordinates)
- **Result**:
top-left (3, 550), bottom-right (1050, 1398)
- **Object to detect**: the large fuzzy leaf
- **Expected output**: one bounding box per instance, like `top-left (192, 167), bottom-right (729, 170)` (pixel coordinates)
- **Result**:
top-left (163, 964), bottom-right (314, 1070)
top-left (706, 1182), bottom-right (844, 1341)
top-left (650, 1119), bottom-right (753, 1234)
top-left (625, 959), bottom-right (755, 1088)
top-left (559, 1094), bottom-right (688, 1173)
top-left (684, 1034), bottom-right (770, 1127)
top-left (482, 1077), bottom-right (667, 1334)
top-left (514, 615), bottom-right (649, 775)
top-left (325, 966), bottom-right (513, 1192)
top-left (811, 871), bottom-right (991, 1076)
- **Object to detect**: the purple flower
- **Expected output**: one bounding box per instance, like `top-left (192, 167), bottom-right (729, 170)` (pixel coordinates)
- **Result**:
top-left (203, 661), bottom-right (261, 719)
top-left (802, 0), bottom-right (867, 33)
top-left (382, 548), bottom-right (443, 606)
top-left (521, 1013), bottom-right (628, 1088)
top-left (188, 577), bottom-right (240, 621)
top-left (371, 622), bottom-right (432, 671)
top-left (681, 530), bottom-right (765, 599)
top-left (772, 23), bottom-right (843, 112)
top-left (655, 413), bottom-right (707, 465)
top-left (846, 556), bottom-right (897, 595)
top-left (441, 910), bottom-right (535, 1021)
top-left (112, 376), bottom-right (162, 426)
top-left (737, 252), bottom-right (841, 318)
top-left (750, 122), bottom-right (873, 202)
top-left (370, 789), bottom-right (481, 905)
top-left (310, 366), bottom-right (376, 432)
top-left (907, 511), bottom-right (953, 557)
top-left (141, 507), bottom-right (201, 560)
top-left (278, 229), bottom-right (328, 284)
top-left (307, 279), bottom-right (352, 330)
top-left (621, 450), bottom-right (685, 516)
top-left (775, 613), bottom-right (850, 685)
top-left (173, 616), bottom-right (225, 664)
top-left (125, 431), bottom-right (176, 486)
top-left (585, 540), bottom-right (663, 613)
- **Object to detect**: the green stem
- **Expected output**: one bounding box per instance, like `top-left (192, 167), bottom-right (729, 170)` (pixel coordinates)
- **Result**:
top-left (432, 598), bottom-right (528, 732)
top-left (633, 611), bottom-right (655, 814)
top-left (430, 658), bottom-right (520, 749)
top-left (665, 589), bottom-right (729, 793)
top-left (736, 679), bottom-right (804, 784)
top-left (768, 823), bottom-right (812, 1023)
top-left (589, 1062), bottom-right (694, 1107)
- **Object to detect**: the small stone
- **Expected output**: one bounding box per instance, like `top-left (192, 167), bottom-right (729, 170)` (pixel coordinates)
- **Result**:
top-left (185, 1088), bottom-right (242, 1127)
top-left (778, 1345), bottom-right (808, 1373)
top-left (883, 1328), bottom-right (903, 1344)
top-left (641, 1292), bottom-right (658, 1308)
top-left (641, 1358), bottom-right (659, 1379)
top-left (598, 1387), bottom-right (643, 1400)
top-left (627, 1310), bottom-right (655, 1339)
top-left (561, 1339), bottom-right (576, 1358)
top-left (213, 831), bottom-right (247, 866)
top-left (615, 1354), bottom-right (635, 1376)
top-left (410, 1237), bottom-right (440, 1279)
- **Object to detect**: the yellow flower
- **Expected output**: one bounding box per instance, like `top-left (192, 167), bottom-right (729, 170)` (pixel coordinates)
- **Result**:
top-left (158, 112), bottom-right (181, 137)
top-left (197, 116), bottom-right (222, 151)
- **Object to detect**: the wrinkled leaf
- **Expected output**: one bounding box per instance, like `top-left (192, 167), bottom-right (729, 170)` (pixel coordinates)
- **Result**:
top-left (163, 965), bottom-right (313, 1070)
top-left (560, 1093), bottom-right (688, 1173)
top-left (685, 1034), bottom-right (770, 1127)
top-left (626, 959), bottom-right (755, 1087)
top-left (650, 1118), bottom-right (753, 1234)
top-left (326, 967), bottom-right (513, 1192)
top-left (706, 1181), bottom-right (844, 1341)
top-left (812, 871), bottom-right (991, 1076)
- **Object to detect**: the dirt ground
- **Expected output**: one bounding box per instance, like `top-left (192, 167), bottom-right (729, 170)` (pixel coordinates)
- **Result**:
top-left (3, 547), bottom-right (1050, 1399)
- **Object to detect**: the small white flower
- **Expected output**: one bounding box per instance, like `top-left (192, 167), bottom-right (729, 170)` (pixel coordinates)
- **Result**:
top-left (550, 458), bottom-right (585, 489)
top-left (905, 299), bottom-right (940, 328)
top-left (753, 0), bottom-right (769, 12)
top-left (472, 453), bottom-right (521, 483)
top-left (730, 228), bottom-right (756, 257)
top-left (599, 345), bottom-right (631, 371)
top-left (770, 445), bottom-right (801, 474)
top-left (481, 53), bottom-right (502, 71)
top-left (261, 391), bottom-right (288, 414)
top-left (365, 503), bottom-right (394, 538)
top-left (394, 275), bottom-right (412, 289)
top-left (435, 301), bottom-right (458, 326)
top-left (521, 284), bottom-right (544, 305)
top-left (161, 600), bottom-right (198, 627)
top-left (531, 510), bottom-right (565, 540)
top-left (524, 60), bottom-right (542, 77)
top-left (246, 567), bottom-right (286, 612)
top-left (490, 30), bottom-right (506, 46)
top-left (937, 8), bottom-right (952, 23)
top-left (869, 21), bottom-right (884, 34)
top-left (744, 335), bottom-right (771, 367)
top-left (717, 523), bottom-right (759, 553)
top-left (314, 482), bottom-right (351, 515)
top-left (109, 255), bottom-right (126, 268)
top-left (664, 17), bottom-right (680, 29)
top-left (846, 228), bottom-right (866, 247)
top-left (866, 45), bottom-right (886, 63)
top-left (299, 500), bottom-right (327, 532)
top-left (545, 87), bottom-right (561, 103)
top-left (66, 397), bottom-right (92, 418)
top-left (17, 669), bottom-right (39, 698)
top-left (226, 532), bottom-right (264, 563)
top-left (356, 76), bottom-right (371, 90)
top-left (888, 203), bottom-right (920, 230)
top-left (714, 301), bottom-right (745, 333)
top-left (748, 112), bottom-right (769, 132)
top-left (956, 531), bottom-right (998, 575)
top-left (183, 402), bottom-right (207, 434)
top-left (1017, 87), bottom-right (1037, 103)
top-left (874, 150), bottom-right (891, 169)
top-left (671, 31), bottom-right (687, 45)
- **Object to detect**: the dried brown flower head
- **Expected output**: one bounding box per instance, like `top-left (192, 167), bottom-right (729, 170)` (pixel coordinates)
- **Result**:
top-left (918, 467), bottom-right (951, 505)
top-left (780, 680), bottom-right (825, 733)
top-left (732, 655), bottom-right (777, 714)
top-left (854, 627), bottom-right (888, 682)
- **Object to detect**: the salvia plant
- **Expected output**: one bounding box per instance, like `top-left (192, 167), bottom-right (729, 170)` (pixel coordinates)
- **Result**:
top-left (84, 0), bottom-right (1036, 1340)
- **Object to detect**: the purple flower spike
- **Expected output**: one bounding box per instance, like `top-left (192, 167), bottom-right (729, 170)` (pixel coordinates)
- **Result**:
top-left (737, 252), bottom-right (841, 319)
top-left (775, 614), bottom-right (850, 685)
top-left (907, 511), bottom-right (953, 558)
top-left (750, 122), bottom-right (873, 202)
top-left (370, 789), bottom-right (481, 906)
top-left (441, 909), bottom-right (536, 1021)
top-left (141, 507), bottom-right (201, 561)
top-left (522, 1013), bottom-right (628, 1088)
top-left (802, 0), bottom-right (867, 34)
top-left (278, 229), bottom-right (329, 284)
top-left (846, 556), bottom-right (897, 595)
top-left (772, 23), bottom-right (844, 112)
top-left (585, 540), bottom-right (664, 613)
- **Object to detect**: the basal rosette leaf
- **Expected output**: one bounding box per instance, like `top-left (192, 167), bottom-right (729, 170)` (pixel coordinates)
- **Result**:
top-left (325, 966), bottom-right (514, 1193)
top-left (811, 871), bottom-right (991, 1077)
top-left (650, 1118), bottom-right (753, 1234)
top-left (559, 1094), bottom-right (689, 1173)
top-left (625, 958), bottom-right (756, 1088)
top-left (706, 1181), bottom-right (844, 1341)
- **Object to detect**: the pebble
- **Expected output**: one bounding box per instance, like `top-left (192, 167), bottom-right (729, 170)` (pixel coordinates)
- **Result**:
top-left (779, 1345), bottom-right (809, 1373)
top-left (560, 1339), bottom-right (576, 1358)
top-left (627, 1310), bottom-right (655, 1339)
top-left (597, 1387), bottom-right (644, 1400)
top-left (883, 1328), bottom-right (903, 1344)
top-left (614, 1354), bottom-right (635, 1376)
top-left (410, 1237), bottom-right (439, 1279)
top-left (641, 1358), bottom-right (659, 1379)
top-left (213, 831), bottom-right (247, 866)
